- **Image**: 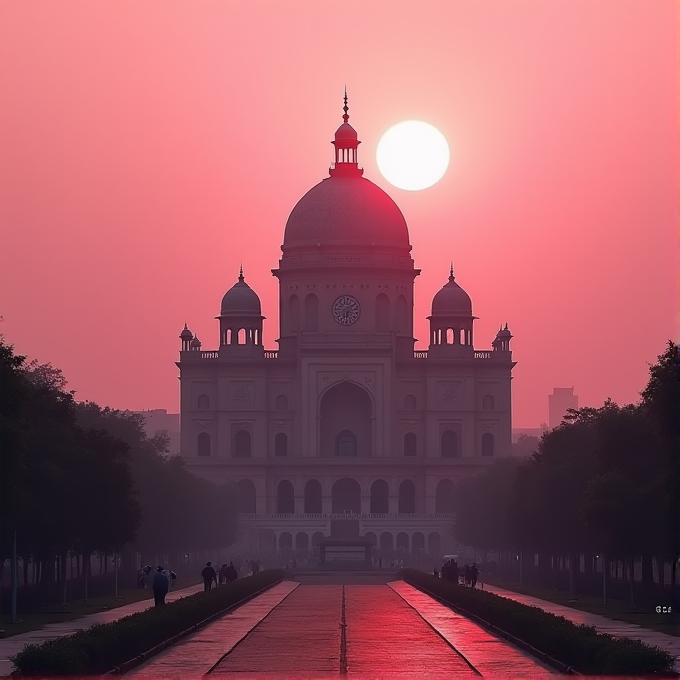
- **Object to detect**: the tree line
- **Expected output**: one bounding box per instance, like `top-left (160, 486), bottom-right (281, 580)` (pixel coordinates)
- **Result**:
top-left (0, 339), bottom-right (238, 596)
top-left (453, 341), bottom-right (679, 597)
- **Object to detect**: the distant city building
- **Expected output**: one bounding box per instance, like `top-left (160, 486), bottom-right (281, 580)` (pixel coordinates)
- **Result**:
top-left (133, 409), bottom-right (180, 455)
top-left (548, 387), bottom-right (579, 429)
top-left (176, 96), bottom-right (517, 559)
top-left (512, 427), bottom-right (547, 443)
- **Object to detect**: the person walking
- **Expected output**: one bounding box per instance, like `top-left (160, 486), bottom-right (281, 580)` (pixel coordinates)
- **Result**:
top-left (227, 561), bottom-right (238, 582)
top-left (470, 562), bottom-right (480, 589)
top-left (201, 561), bottom-right (217, 592)
top-left (219, 563), bottom-right (229, 585)
top-left (464, 564), bottom-right (471, 587)
top-left (152, 566), bottom-right (169, 606)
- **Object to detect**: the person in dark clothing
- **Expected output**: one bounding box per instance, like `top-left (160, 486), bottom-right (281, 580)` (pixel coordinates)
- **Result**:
top-left (218, 564), bottom-right (229, 585)
top-left (452, 561), bottom-right (459, 585)
top-left (470, 562), bottom-right (480, 589)
top-left (227, 561), bottom-right (238, 582)
top-left (201, 561), bottom-right (217, 592)
top-left (464, 564), bottom-right (471, 587)
top-left (152, 566), bottom-right (169, 606)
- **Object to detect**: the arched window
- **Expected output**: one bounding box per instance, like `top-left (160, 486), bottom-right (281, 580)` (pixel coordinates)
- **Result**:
top-left (234, 429), bottom-right (251, 458)
top-left (197, 394), bottom-right (210, 410)
top-left (441, 430), bottom-right (459, 457)
top-left (279, 532), bottom-right (292, 551)
top-left (237, 328), bottom-right (246, 344)
top-left (398, 479), bottom-right (416, 513)
top-left (404, 394), bottom-right (417, 411)
top-left (305, 294), bottom-right (319, 332)
top-left (336, 430), bottom-right (357, 457)
top-left (295, 532), bottom-right (309, 551)
top-left (404, 432), bottom-right (417, 457)
top-left (482, 395), bottom-right (494, 410)
top-left (274, 432), bottom-right (287, 457)
top-left (375, 293), bottom-right (390, 332)
top-left (277, 480), bottom-right (295, 514)
top-left (275, 394), bottom-right (288, 411)
top-left (482, 432), bottom-right (495, 457)
top-left (446, 328), bottom-right (454, 344)
top-left (289, 294), bottom-right (300, 330)
top-left (197, 432), bottom-right (210, 457)
top-left (396, 532), bottom-right (409, 551)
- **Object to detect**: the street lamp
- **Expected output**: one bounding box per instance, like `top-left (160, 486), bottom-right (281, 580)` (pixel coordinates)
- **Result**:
top-left (596, 553), bottom-right (607, 605)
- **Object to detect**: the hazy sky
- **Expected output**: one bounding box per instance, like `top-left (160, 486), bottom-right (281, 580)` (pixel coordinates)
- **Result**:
top-left (0, 0), bottom-right (676, 426)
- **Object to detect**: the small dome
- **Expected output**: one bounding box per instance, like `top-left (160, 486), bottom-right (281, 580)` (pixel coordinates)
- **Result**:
top-left (190, 336), bottom-right (202, 348)
top-left (497, 324), bottom-right (512, 338)
top-left (431, 270), bottom-right (473, 316)
top-left (334, 122), bottom-right (358, 140)
top-left (179, 323), bottom-right (193, 340)
top-left (220, 269), bottom-right (262, 316)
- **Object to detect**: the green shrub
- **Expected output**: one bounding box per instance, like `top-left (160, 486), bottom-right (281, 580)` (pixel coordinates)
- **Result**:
top-left (400, 569), bottom-right (674, 676)
top-left (13, 570), bottom-right (284, 676)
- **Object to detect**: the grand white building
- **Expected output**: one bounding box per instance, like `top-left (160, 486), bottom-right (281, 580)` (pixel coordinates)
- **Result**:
top-left (177, 98), bottom-right (515, 558)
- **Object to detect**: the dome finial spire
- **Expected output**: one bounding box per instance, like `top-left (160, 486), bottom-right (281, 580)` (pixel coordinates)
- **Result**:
top-left (449, 262), bottom-right (455, 282)
top-left (239, 263), bottom-right (244, 282)
top-left (342, 87), bottom-right (349, 124)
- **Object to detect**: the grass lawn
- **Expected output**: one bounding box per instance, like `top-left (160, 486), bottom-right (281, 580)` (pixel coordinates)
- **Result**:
top-left (0, 581), bottom-right (200, 638)
top-left (481, 576), bottom-right (679, 637)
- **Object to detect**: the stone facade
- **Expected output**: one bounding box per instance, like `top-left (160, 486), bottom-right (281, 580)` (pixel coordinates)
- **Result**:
top-left (177, 100), bottom-right (515, 558)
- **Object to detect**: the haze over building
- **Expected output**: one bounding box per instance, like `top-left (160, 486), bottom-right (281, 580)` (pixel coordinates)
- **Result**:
top-left (548, 387), bottom-right (579, 429)
top-left (177, 98), bottom-right (516, 558)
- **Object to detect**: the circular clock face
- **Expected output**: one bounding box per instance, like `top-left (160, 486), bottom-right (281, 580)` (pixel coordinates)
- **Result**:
top-left (332, 295), bottom-right (361, 325)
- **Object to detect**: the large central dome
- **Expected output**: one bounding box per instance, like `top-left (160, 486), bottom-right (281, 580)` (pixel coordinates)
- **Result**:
top-left (282, 176), bottom-right (410, 251)
top-left (282, 93), bottom-right (411, 253)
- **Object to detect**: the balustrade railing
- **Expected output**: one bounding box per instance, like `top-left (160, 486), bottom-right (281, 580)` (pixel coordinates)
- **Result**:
top-left (199, 351), bottom-right (219, 359)
top-left (264, 351), bottom-right (278, 359)
top-left (473, 351), bottom-right (492, 359)
top-left (237, 512), bottom-right (455, 520)
top-left (413, 351), bottom-right (428, 359)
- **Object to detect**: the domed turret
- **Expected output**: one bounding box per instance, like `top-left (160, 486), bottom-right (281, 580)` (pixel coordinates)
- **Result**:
top-left (190, 336), bottom-right (202, 350)
top-left (217, 267), bottom-right (265, 353)
top-left (179, 323), bottom-right (194, 351)
top-left (493, 323), bottom-right (513, 352)
top-left (428, 265), bottom-right (476, 355)
top-left (431, 266), bottom-right (472, 316)
top-left (221, 266), bottom-right (262, 316)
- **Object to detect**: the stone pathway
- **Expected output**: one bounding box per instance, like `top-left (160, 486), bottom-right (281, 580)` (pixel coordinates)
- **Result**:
top-left (141, 581), bottom-right (553, 678)
top-left (483, 584), bottom-right (680, 670)
top-left (389, 581), bottom-right (554, 676)
top-left (213, 584), bottom-right (343, 676)
top-left (129, 580), bottom-right (299, 677)
top-left (343, 584), bottom-right (478, 678)
top-left (0, 583), bottom-right (204, 677)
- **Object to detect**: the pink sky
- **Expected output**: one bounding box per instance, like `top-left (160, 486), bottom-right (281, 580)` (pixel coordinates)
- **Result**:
top-left (0, 0), bottom-right (676, 426)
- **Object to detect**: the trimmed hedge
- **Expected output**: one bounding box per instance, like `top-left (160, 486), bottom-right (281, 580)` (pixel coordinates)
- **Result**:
top-left (400, 569), bottom-right (675, 676)
top-left (12, 570), bottom-right (284, 677)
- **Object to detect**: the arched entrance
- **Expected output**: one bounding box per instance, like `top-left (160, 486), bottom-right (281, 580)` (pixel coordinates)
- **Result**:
top-left (398, 479), bottom-right (416, 513)
top-left (319, 381), bottom-right (373, 457)
top-left (331, 478), bottom-right (361, 513)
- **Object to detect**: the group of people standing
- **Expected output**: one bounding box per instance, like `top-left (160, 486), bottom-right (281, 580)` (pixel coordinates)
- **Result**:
top-left (200, 561), bottom-right (239, 591)
top-left (439, 560), bottom-right (480, 589)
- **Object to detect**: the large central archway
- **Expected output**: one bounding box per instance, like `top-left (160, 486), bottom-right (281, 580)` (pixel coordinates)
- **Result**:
top-left (319, 381), bottom-right (373, 458)
top-left (331, 478), bottom-right (361, 513)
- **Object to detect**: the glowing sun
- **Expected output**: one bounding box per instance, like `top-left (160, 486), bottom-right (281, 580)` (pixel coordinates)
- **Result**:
top-left (376, 121), bottom-right (449, 191)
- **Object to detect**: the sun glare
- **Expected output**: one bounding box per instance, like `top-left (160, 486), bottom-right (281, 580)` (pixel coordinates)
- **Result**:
top-left (376, 121), bottom-right (450, 191)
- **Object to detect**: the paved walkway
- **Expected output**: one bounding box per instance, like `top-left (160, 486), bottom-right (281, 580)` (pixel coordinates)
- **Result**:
top-left (134, 581), bottom-right (553, 677)
top-left (389, 581), bottom-right (553, 676)
top-left (129, 580), bottom-right (299, 677)
top-left (483, 584), bottom-right (680, 669)
top-left (0, 583), bottom-right (204, 677)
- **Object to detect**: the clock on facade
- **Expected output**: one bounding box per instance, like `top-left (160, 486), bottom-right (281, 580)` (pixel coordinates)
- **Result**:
top-left (332, 295), bottom-right (361, 325)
